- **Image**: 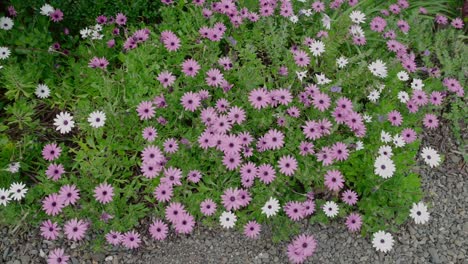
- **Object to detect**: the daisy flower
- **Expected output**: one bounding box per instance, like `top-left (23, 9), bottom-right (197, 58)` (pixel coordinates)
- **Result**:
top-left (420, 147), bottom-right (441, 168)
top-left (40, 4), bottom-right (55, 16)
top-left (397, 71), bottom-right (409, 81)
top-left (200, 199), bottom-right (217, 216)
top-left (296, 70), bottom-right (307, 82)
top-left (374, 155), bottom-right (396, 179)
top-left (336, 56), bottom-right (349, 68)
top-left (372, 231), bottom-right (394, 253)
top-left (93, 183), bottom-right (114, 204)
top-left (221, 188), bottom-right (242, 211)
top-left (205, 68), bottom-right (224, 87)
top-left (163, 138), bottom-right (179, 154)
top-left (322, 201), bottom-right (339, 217)
top-left (122, 230), bottom-right (141, 249)
top-left (0, 47), bottom-right (11, 60)
top-left (244, 221), bottom-right (261, 239)
top-left (315, 73), bottom-right (331, 85)
top-left (324, 170), bottom-right (345, 192)
top-left (378, 145), bottom-right (393, 158)
top-left (345, 213), bottom-right (362, 232)
top-left (87, 111), bottom-right (106, 128)
top-left (410, 202), bottom-right (430, 224)
top-left (9, 182), bottom-right (27, 201)
top-left (105, 231), bottom-right (123, 246)
top-left (349, 10), bottom-right (366, 24)
top-left (261, 197), bottom-right (280, 218)
top-left (284, 201), bottom-right (305, 221)
top-left (149, 219), bottom-right (169, 240)
top-left (0, 17), bottom-right (14, 30)
top-left (154, 183), bottom-right (173, 202)
top-left (181, 58), bottom-right (201, 77)
top-left (49, 9), bottom-right (64, 22)
top-left (136, 101), bottom-right (155, 120)
top-left (220, 211), bottom-right (237, 229)
top-left (47, 248), bottom-right (70, 264)
top-left (53, 112), bottom-right (75, 134)
top-left (35, 84), bottom-right (51, 98)
top-left (411, 79), bottom-right (424, 90)
top-left (6, 162), bottom-right (20, 173)
top-left (368, 60), bottom-right (387, 78)
top-left (308, 40), bottom-right (325, 57)
top-left (0, 188), bottom-right (11, 206)
top-left (40, 220), bottom-right (61, 240)
top-left (341, 190), bottom-right (358, 205)
top-left (278, 155), bottom-right (298, 176)
top-left (64, 218), bottom-right (88, 241)
top-left (248, 88), bottom-right (270, 109)
top-left (423, 114), bottom-right (439, 129)
top-left (174, 213), bottom-right (195, 234)
top-left (42, 194), bottom-right (64, 216)
top-left (157, 71), bottom-right (176, 88)
top-left (58, 184), bottom-right (80, 206)
top-left (397, 91), bottom-right (410, 103)
top-left (142, 126), bottom-right (157, 142)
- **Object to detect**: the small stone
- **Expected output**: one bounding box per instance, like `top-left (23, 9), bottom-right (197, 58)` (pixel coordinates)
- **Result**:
top-left (71, 258), bottom-right (79, 264)
top-left (20, 255), bottom-right (30, 264)
top-left (39, 249), bottom-right (46, 258)
top-left (105, 256), bottom-right (113, 262)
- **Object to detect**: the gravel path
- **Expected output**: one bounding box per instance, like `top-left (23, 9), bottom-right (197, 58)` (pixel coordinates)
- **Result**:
top-left (1, 121), bottom-right (466, 264)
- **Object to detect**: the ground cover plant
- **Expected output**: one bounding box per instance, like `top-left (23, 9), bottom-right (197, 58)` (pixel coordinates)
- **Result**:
top-left (0, 0), bottom-right (466, 263)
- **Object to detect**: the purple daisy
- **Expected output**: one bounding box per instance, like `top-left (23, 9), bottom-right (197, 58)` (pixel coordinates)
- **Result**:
top-left (284, 201), bottom-right (305, 221)
top-left (149, 219), bottom-right (169, 240)
top-left (141, 145), bottom-right (164, 165)
top-left (163, 138), bottom-right (179, 154)
top-left (136, 101), bottom-right (155, 120)
top-left (165, 202), bottom-right (186, 224)
top-left (58, 184), bottom-right (80, 206)
top-left (47, 248), bottom-right (69, 264)
top-left (181, 58), bottom-right (201, 77)
top-left (257, 164), bottom-right (276, 184)
top-left (205, 68), bottom-right (224, 87)
top-left (93, 183), bottom-right (114, 204)
top-left (154, 183), bottom-right (173, 203)
top-left (42, 143), bottom-right (62, 161)
top-left (181, 92), bottom-right (201, 112)
top-left (200, 199), bottom-right (217, 216)
top-left (42, 194), bottom-right (65, 216)
top-left (157, 71), bottom-right (176, 88)
top-left (221, 188), bottom-right (242, 211)
top-left (40, 220), bottom-right (61, 240)
top-left (341, 189), bottom-right (358, 205)
top-left (174, 212), bottom-right (195, 234)
top-left (105, 231), bottom-right (123, 246)
top-left (345, 213), bottom-right (363, 232)
top-left (187, 170), bottom-right (202, 183)
top-left (122, 230), bottom-right (141, 249)
top-left (243, 221), bottom-right (261, 239)
top-left (278, 155), bottom-right (298, 176)
top-left (324, 170), bottom-right (345, 192)
top-left (46, 163), bottom-right (65, 181)
top-left (64, 218), bottom-right (88, 241)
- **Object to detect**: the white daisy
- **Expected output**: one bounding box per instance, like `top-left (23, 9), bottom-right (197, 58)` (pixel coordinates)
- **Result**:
top-left (35, 84), bottom-right (51, 99)
top-left (363, 114), bottom-right (372, 123)
top-left (6, 162), bottom-right (20, 173)
top-left (9, 182), bottom-right (27, 201)
top-left (219, 211), bottom-right (237, 229)
top-left (397, 71), bottom-right (409, 81)
top-left (296, 70), bottom-right (307, 82)
top-left (336, 56), bottom-right (349, 68)
top-left (367, 90), bottom-right (380, 103)
top-left (349, 10), bottom-right (366, 24)
top-left (420, 147), bottom-right (441, 168)
top-left (53, 111), bottom-right (75, 134)
top-left (308, 40), bottom-right (325, 57)
top-left (374, 155), bottom-right (395, 179)
top-left (0, 188), bottom-right (11, 206)
top-left (410, 202), bottom-right (430, 224)
top-left (289, 15), bottom-right (298, 24)
top-left (40, 4), bottom-right (55, 16)
top-left (378, 145), bottom-right (393, 158)
top-left (349, 25), bottom-right (365, 37)
top-left (80, 28), bottom-right (91, 39)
top-left (316, 73), bottom-right (331, 85)
top-left (88, 111), bottom-right (106, 128)
top-left (322, 201), bottom-right (339, 218)
top-left (0, 17), bottom-right (14, 30)
top-left (261, 197), bottom-right (280, 218)
top-left (355, 141), bottom-right (364, 150)
top-left (392, 134), bottom-right (406, 148)
top-left (380, 131), bottom-right (392, 143)
top-left (0, 47), bottom-right (11, 60)
top-left (372, 231), bottom-right (394, 253)
top-left (397, 91), bottom-right (410, 103)
top-left (377, 84), bottom-right (385, 92)
top-left (302, 9), bottom-right (312, 17)
top-left (411, 79), bottom-right (424, 90)
top-left (368, 60), bottom-right (387, 78)
top-left (321, 14), bottom-right (331, 30)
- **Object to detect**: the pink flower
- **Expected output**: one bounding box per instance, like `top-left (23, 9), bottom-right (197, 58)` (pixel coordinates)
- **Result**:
top-left (174, 212), bottom-right (195, 234)
top-left (248, 88), bottom-right (270, 109)
top-left (46, 163), bottom-right (65, 181)
top-left (154, 183), bottom-right (173, 202)
top-left (401, 128), bottom-right (417, 143)
top-left (312, 92), bottom-right (331, 111)
top-left (257, 164), bottom-right (276, 184)
top-left (88, 57), bottom-right (109, 69)
top-left (40, 220), bottom-right (61, 240)
top-left (161, 167), bottom-right (183, 186)
top-left (451, 18), bottom-right (464, 29)
top-left (388, 110), bottom-right (403, 126)
top-left (324, 170), bottom-right (345, 192)
top-left (187, 170), bottom-right (202, 183)
top-left (58, 184), bottom-right (80, 206)
top-left (331, 142), bottom-right (349, 161)
top-left (149, 219), bottom-right (169, 240)
top-left (200, 199), bottom-right (217, 216)
top-left (293, 50), bottom-right (310, 67)
top-left (423, 114), bottom-right (439, 129)
top-left (244, 221), bottom-right (261, 239)
top-left (93, 183), bottom-right (114, 204)
top-left (165, 202), bottom-right (187, 224)
top-left (64, 218), bottom-right (88, 241)
top-left (136, 101), bottom-right (155, 120)
top-left (142, 126), bottom-right (158, 142)
top-left (115, 13), bottom-right (127, 25)
top-left (302, 200), bottom-right (315, 216)
top-left (141, 145), bottom-right (164, 164)
top-left (157, 71), bottom-right (176, 88)
top-left (341, 189), bottom-right (358, 205)
top-left (222, 153), bottom-right (242, 171)
top-left (278, 155), bottom-right (298, 176)
top-left (205, 68), bottom-right (224, 87)
top-left (42, 194), bottom-right (65, 216)
top-left (311, 1), bottom-right (325, 12)
top-left (345, 213), bottom-right (362, 232)
top-left (42, 143), bottom-right (62, 161)
top-left (181, 59), bottom-right (201, 77)
top-left (162, 32), bottom-right (181, 51)
top-left (181, 92), bottom-right (201, 112)
top-left (122, 230), bottom-right (141, 249)
top-left (163, 138), bottom-right (179, 154)
top-left (47, 248), bottom-right (69, 264)
top-left (50, 9), bottom-right (64, 22)
top-left (105, 231), bottom-right (123, 246)
top-left (221, 188), bottom-right (242, 211)
top-left (284, 201), bottom-right (305, 221)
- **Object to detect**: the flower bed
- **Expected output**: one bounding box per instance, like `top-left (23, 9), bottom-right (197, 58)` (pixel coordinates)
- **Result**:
top-left (0, 0), bottom-right (465, 263)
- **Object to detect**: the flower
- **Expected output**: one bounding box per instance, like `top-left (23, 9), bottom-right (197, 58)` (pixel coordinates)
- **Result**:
top-left (397, 71), bottom-right (409, 81)
top-left (9, 182), bottom-right (27, 201)
top-left (205, 68), bottom-right (224, 87)
top-left (40, 220), bottom-right (61, 240)
top-left (397, 91), bottom-right (410, 103)
top-left (420, 147), bottom-right (441, 168)
top-left (154, 183), bottom-right (173, 202)
top-left (35, 84), bottom-right (51, 98)
top-left (248, 88), bottom-right (270, 109)
top-left (115, 13), bottom-right (127, 25)
top-left (0, 17), bottom-right (14, 30)
top-left (88, 57), bottom-right (109, 69)
top-left (64, 218), bottom-right (88, 241)
top-left (410, 202), bottom-right (430, 224)
top-left (423, 114), bottom-right (438, 129)
top-left (58, 184), bottom-right (80, 206)
top-left (243, 221), bottom-right (261, 239)
top-left (345, 213), bottom-right (362, 232)
top-left (0, 188), bottom-right (11, 206)
top-left (374, 155), bottom-right (396, 179)
top-left (368, 60), bottom-right (387, 78)
top-left (149, 219), bottom-right (169, 240)
top-left (47, 248), bottom-right (70, 264)
top-left (53, 112), bottom-right (75, 134)
top-left (308, 39), bottom-right (325, 57)
top-left (287, 234), bottom-right (317, 263)
top-left (200, 199), bottom-right (217, 216)
top-left (278, 155), bottom-right (298, 176)
top-left (122, 230), bottom-right (141, 249)
top-left (45, 163), bottom-right (65, 181)
top-left (42, 143), bottom-right (62, 161)
top-left (49, 9), bottom-right (64, 22)
top-left (105, 231), bottom-right (123, 246)
top-left (142, 126), bottom-right (157, 142)
top-left (322, 201), bottom-right (339, 217)
top-left (87, 111), bottom-right (106, 128)
top-left (219, 211), bottom-right (237, 229)
top-left (93, 183), bottom-right (114, 204)
top-left (349, 10), bottom-right (366, 24)
top-left (261, 197), bottom-right (280, 217)
top-left (174, 212), bottom-right (195, 234)
top-left (324, 170), bottom-right (345, 192)
top-left (221, 188), bottom-right (242, 211)
top-left (0, 47), bottom-right (11, 60)
top-left (6, 162), bottom-right (20, 173)
top-left (372, 231), bottom-right (394, 253)
top-left (180, 92), bottom-right (201, 112)
top-left (341, 189), bottom-right (358, 205)
top-left (284, 201), bottom-right (305, 221)
top-left (40, 4), bottom-right (55, 16)
top-left (136, 101), bottom-right (155, 120)
top-left (157, 71), bottom-right (176, 88)
top-left (336, 56), bottom-right (349, 68)
top-left (181, 58), bottom-right (201, 77)
top-left (42, 194), bottom-right (64, 216)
